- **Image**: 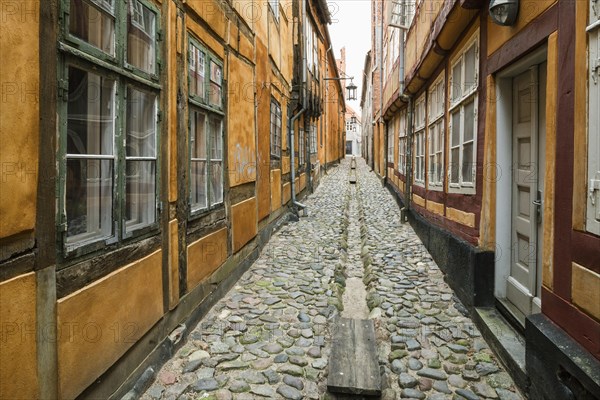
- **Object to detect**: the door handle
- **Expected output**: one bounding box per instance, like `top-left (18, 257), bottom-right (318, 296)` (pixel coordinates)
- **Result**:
top-left (532, 200), bottom-right (542, 206)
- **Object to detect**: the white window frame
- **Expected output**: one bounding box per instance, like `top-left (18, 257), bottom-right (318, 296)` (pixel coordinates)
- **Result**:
top-left (428, 73), bottom-right (445, 191)
top-left (387, 122), bottom-right (395, 165)
top-left (587, 2), bottom-right (600, 235)
top-left (448, 33), bottom-right (479, 195)
top-left (398, 108), bottom-right (407, 175)
top-left (269, 0), bottom-right (279, 21)
top-left (413, 94), bottom-right (426, 187)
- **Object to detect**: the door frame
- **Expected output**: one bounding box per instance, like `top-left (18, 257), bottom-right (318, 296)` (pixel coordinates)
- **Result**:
top-left (495, 45), bottom-right (547, 325)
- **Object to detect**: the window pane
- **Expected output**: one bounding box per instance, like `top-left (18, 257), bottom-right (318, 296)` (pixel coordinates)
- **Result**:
top-left (66, 159), bottom-right (113, 244)
top-left (189, 45), bottom-right (205, 99)
top-left (452, 62), bottom-right (462, 101)
top-left (191, 111), bottom-right (207, 159)
top-left (209, 62), bottom-right (222, 107)
top-left (462, 142), bottom-right (474, 183)
top-left (465, 45), bottom-right (477, 92)
top-left (127, 0), bottom-right (156, 74)
top-left (451, 148), bottom-right (460, 183)
top-left (67, 67), bottom-right (115, 155)
top-left (209, 117), bottom-right (223, 159)
top-left (125, 160), bottom-right (156, 232)
top-left (451, 110), bottom-right (461, 147)
top-left (127, 88), bottom-right (157, 157)
top-left (210, 161), bottom-right (223, 206)
top-left (464, 100), bottom-right (475, 142)
top-left (69, 0), bottom-right (115, 55)
top-left (191, 161), bottom-right (207, 210)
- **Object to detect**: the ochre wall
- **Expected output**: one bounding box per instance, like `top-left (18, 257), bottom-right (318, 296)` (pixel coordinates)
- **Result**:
top-left (187, 228), bottom-right (228, 290)
top-left (0, 273), bottom-right (38, 399)
top-left (228, 56), bottom-right (257, 187)
top-left (57, 251), bottom-right (163, 399)
top-left (231, 197), bottom-right (258, 252)
top-left (0, 0), bottom-right (39, 240)
top-left (487, 0), bottom-right (556, 56)
top-left (271, 169), bottom-right (282, 212)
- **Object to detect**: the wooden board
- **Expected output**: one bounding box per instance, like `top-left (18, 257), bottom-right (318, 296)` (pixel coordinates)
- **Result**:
top-left (327, 318), bottom-right (381, 396)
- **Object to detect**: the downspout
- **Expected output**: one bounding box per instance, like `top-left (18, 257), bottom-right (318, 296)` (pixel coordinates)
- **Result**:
top-left (324, 44), bottom-right (333, 173)
top-left (291, 0), bottom-right (308, 211)
top-left (380, 0), bottom-right (386, 183)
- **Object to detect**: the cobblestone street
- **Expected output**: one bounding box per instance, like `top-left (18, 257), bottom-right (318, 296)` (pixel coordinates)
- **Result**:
top-left (142, 159), bottom-right (523, 400)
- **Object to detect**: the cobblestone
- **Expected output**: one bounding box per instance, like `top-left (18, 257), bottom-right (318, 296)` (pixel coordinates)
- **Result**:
top-left (141, 159), bottom-right (523, 399)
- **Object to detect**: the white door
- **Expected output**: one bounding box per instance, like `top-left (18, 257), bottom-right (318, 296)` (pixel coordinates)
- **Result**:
top-left (507, 66), bottom-right (544, 318)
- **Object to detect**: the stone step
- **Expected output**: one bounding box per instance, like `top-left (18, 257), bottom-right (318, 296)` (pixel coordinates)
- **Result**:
top-left (327, 318), bottom-right (381, 396)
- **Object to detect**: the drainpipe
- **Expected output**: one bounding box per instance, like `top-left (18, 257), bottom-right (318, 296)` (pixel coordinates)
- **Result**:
top-left (380, 0), bottom-right (386, 184)
top-left (324, 44), bottom-right (333, 173)
top-left (291, 0), bottom-right (308, 211)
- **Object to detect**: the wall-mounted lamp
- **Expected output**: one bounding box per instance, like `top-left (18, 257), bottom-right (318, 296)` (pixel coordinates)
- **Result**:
top-left (489, 0), bottom-right (519, 26)
top-left (324, 73), bottom-right (357, 101)
top-left (346, 80), bottom-right (357, 101)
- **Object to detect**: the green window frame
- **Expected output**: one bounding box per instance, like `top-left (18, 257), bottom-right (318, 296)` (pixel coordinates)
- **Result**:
top-left (57, 0), bottom-right (162, 257)
top-left (188, 37), bottom-right (225, 216)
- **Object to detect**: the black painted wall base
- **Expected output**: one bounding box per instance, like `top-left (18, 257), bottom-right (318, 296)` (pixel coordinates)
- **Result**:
top-left (526, 314), bottom-right (600, 400)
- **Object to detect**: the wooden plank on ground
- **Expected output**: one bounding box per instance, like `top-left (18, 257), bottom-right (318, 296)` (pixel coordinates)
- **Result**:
top-left (327, 318), bottom-right (381, 396)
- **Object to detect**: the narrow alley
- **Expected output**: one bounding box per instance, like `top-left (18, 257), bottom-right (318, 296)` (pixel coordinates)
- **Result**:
top-left (141, 159), bottom-right (523, 400)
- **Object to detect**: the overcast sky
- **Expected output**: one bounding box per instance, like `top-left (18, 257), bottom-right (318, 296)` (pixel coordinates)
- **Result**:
top-left (327, 0), bottom-right (372, 115)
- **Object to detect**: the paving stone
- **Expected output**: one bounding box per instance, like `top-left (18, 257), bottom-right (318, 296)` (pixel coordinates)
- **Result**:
top-left (262, 369), bottom-right (280, 384)
top-left (250, 385), bottom-right (276, 397)
top-left (228, 380), bottom-right (250, 393)
top-left (278, 364), bottom-right (304, 377)
top-left (407, 358), bottom-right (424, 370)
top-left (277, 384), bottom-right (303, 400)
top-left (473, 381), bottom-right (499, 398)
top-left (455, 388), bottom-right (480, 400)
top-left (398, 372), bottom-right (418, 388)
top-left (283, 375), bottom-right (304, 390)
top-left (417, 368), bottom-right (447, 380)
top-left (400, 388), bottom-right (426, 399)
top-left (193, 378), bottom-right (219, 392)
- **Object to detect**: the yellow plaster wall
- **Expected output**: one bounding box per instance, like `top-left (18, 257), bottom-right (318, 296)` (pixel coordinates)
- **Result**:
top-left (186, 0), bottom-right (227, 41)
top-left (282, 182), bottom-right (291, 205)
top-left (232, 197), bottom-right (258, 252)
top-left (447, 207), bottom-right (476, 228)
top-left (282, 156), bottom-right (291, 175)
top-left (57, 250), bottom-right (163, 399)
top-left (479, 75), bottom-right (497, 250)
top-left (187, 228), bottom-right (228, 290)
top-left (300, 173), bottom-right (306, 192)
top-left (271, 169), bottom-right (282, 212)
top-left (228, 56), bottom-right (257, 187)
top-left (168, 219), bottom-right (179, 309)
top-left (412, 194), bottom-right (426, 208)
top-left (0, 0), bottom-right (39, 239)
top-left (426, 200), bottom-right (444, 217)
top-left (487, 0), bottom-right (556, 56)
top-left (571, 263), bottom-right (600, 321)
top-left (542, 32), bottom-right (558, 290)
top-left (0, 273), bottom-right (38, 399)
